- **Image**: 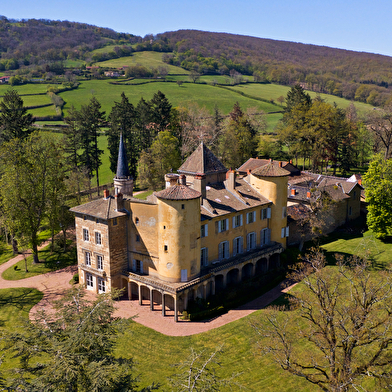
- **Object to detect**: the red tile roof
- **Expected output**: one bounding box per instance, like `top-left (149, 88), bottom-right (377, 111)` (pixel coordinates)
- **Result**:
top-left (155, 185), bottom-right (201, 201)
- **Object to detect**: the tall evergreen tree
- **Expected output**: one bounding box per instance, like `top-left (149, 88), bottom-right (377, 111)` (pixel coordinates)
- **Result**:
top-left (135, 97), bottom-right (153, 151)
top-left (150, 90), bottom-right (172, 132)
top-left (107, 93), bottom-right (138, 177)
top-left (0, 89), bottom-right (34, 143)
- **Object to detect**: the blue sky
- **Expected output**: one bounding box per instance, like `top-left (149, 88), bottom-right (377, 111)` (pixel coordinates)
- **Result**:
top-left (2, 0), bottom-right (392, 56)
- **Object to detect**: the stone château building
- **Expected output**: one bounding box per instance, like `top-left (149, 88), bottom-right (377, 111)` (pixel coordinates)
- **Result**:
top-left (71, 138), bottom-right (290, 321)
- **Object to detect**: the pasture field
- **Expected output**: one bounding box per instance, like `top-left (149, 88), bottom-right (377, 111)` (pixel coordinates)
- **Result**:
top-left (28, 105), bottom-right (58, 117)
top-left (89, 42), bottom-right (134, 54)
top-left (0, 83), bottom-right (50, 95)
top-left (59, 79), bottom-right (282, 116)
top-left (94, 51), bottom-right (189, 75)
top-left (229, 84), bottom-right (374, 115)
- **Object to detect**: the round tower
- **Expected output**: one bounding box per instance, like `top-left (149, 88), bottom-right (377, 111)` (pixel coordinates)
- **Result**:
top-left (249, 161), bottom-right (289, 247)
top-left (155, 185), bottom-right (202, 283)
top-left (114, 133), bottom-right (133, 196)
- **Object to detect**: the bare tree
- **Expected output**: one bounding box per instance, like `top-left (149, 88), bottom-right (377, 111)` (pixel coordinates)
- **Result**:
top-left (366, 105), bottom-right (392, 159)
top-left (253, 249), bottom-right (392, 392)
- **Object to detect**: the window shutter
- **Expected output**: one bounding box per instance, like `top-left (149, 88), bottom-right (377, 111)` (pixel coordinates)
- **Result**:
top-left (216, 221), bottom-right (219, 234)
top-left (232, 239), bottom-right (237, 256)
top-left (240, 237), bottom-right (243, 253)
top-left (132, 259), bottom-right (136, 272)
top-left (246, 213), bottom-right (249, 224)
top-left (224, 242), bottom-right (230, 259)
top-left (253, 211), bottom-right (256, 222)
top-left (140, 261), bottom-right (144, 274)
top-left (226, 218), bottom-right (229, 230)
top-left (233, 216), bottom-right (236, 228)
top-left (281, 228), bottom-right (285, 238)
top-left (285, 226), bottom-right (289, 237)
top-left (205, 224), bottom-right (208, 237)
top-left (219, 243), bottom-right (223, 260)
top-left (246, 233), bottom-right (250, 251)
top-left (267, 207), bottom-right (271, 219)
top-left (205, 248), bottom-right (208, 265)
top-left (267, 229), bottom-right (271, 244)
top-left (240, 215), bottom-right (243, 226)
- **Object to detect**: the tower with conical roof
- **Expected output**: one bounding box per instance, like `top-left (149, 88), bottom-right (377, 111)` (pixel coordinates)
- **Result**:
top-left (113, 134), bottom-right (133, 196)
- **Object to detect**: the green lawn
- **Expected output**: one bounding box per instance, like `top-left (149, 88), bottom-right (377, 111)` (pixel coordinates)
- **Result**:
top-left (2, 241), bottom-right (76, 281)
top-left (0, 83), bottom-right (50, 95)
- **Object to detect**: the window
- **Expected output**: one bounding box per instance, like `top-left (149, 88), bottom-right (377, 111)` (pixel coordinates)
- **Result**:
top-left (353, 191), bottom-right (357, 199)
top-left (247, 232), bottom-right (256, 251)
top-left (83, 228), bottom-right (89, 242)
top-left (136, 235), bottom-right (140, 242)
top-left (135, 217), bottom-right (139, 225)
top-left (218, 218), bottom-right (229, 233)
top-left (95, 232), bottom-right (101, 245)
top-left (246, 211), bottom-right (256, 224)
top-left (218, 241), bottom-right (230, 260)
top-left (261, 207), bottom-right (271, 220)
top-left (233, 214), bottom-right (243, 228)
top-left (182, 204), bottom-right (185, 210)
top-left (261, 228), bottom-right (270, 246)
top-left (282, 206), bottom-right (287, 219)
top-left (113, 218), bottom-right (117, 226)
top-left (97, 255), bottom-right (103, 270)
top-left (85, 252), bottom-right (91, 266)
top-left (201, 224), bottom-right (208, 238)
top-left (98, 278), bottom-right (106, 293)
top-left (132, 259), bottom-right (143, 274)
top-left (200, 247), bottom-right (208, 267)
top-left (233, 236), bottom-right (243, 256)
top-left (164, 245), bottom-right (168, 252)
top-left (86, 273), bottom-right (93, 288)
top-left (281, 226), bottom-right (289, 238)
top-left (349, 206), bottom-right (352, 216)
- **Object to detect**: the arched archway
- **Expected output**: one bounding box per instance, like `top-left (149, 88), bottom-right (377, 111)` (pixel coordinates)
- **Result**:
top-left (215, 274), bottom-right (225, 291)
top-left (242, 263), bottom-right (254, 280)
top-left (129, 282), bottom-right (139, 300)
top-left (227, 268), bottom-right (239, 286)
top-left (269, 254), bottom-right (280, 270)
top-left (256, 257), bottom-right (268, 274)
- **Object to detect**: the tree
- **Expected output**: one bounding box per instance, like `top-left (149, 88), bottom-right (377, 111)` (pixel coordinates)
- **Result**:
top-left (218, 103), bottom-right (257, 168)
top-left (366, 104), bottom-right (392, 160)
top-left (0, 89), bottom-right (34, 143)
top-left (150, 90), bottom-right (172, 132)
top-left (363, 154), bottom-right (392, 239)
top-left (254, 249), bottom-right (392, 392)
top-left (189, 70), bottom-right (200, 83)
top-left (168, 346), bottom-right (239, 392)
top-left (2, 286), bottom-right (155, 392)
top-left (284, 84), bottom-right (311, 115)
top-left (0, 132), bottom-right (66, 263)
top-left (137, 130), bottom-right (181, 190)
top-left (107, 92), bottom-right (138, 177)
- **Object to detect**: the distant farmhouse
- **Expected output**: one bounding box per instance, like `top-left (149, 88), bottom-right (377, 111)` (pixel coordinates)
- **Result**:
top-left (0, 76), bottom-right (11, 84)
top-left (71, 140), bottom-right (290, 321)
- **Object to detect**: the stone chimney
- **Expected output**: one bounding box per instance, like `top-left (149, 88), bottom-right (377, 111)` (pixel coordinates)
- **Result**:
top-left (115, 190), bottom-right (124, 211)
top-left (307, 191), bottom-right (311, 198)
top-left (227, 169), bottom-right (236, 191)
top-left (165, 173), bottom-right (179, 188)
top-left (193, 173), bottom-right (206, 199)
top-left (291, 189), bottom-right (296, 196)
top-left (103, 189), bottom-right (109, 199)
top-left (179, 174), bottom-right (187, 185)
top-left (279, 161), bottom-right (282, 167)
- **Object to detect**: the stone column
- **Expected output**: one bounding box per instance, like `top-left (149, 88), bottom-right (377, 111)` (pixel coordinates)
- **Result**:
top-left (138, 284), bottom-right (142, 305)
top-left (162, 292), bottom-right (166, 317)
top-left (183, 291), bottom-right (188, 310)
top-left (174, 296), bottom-right (178, 322)
top-left (150, 288), bottom-right (154, 310)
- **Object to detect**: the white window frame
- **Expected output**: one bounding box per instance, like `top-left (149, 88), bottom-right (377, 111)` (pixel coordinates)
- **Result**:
top-left (218, 241), bottom-right (230, 260)
top-left (85, 251), bottom-right (91, 266)
top-left (246, 211), bottom-right (256, 224)
top-left (247, 232), bottom-right (256, 251)
top-left (232, 236), bottom-right (243, 256)
top-left (98, 277), bottom-right (106, 293)
top-left (97, 254), bottom-right (103, 270)
top-left (200, 247), bottom-right (208, 267)
top-left (232, 214), bottom-right (243, 228)
top-left (83, 228), bottom-right (89, 242)
top-left (86, 272), bottom-right (93, 289)
top-left (201, 224), bottom-right (208, 238)
top-left (95, 231), bottom-right (101, 245)
top-left (218, 218), bottom-right (229, 233)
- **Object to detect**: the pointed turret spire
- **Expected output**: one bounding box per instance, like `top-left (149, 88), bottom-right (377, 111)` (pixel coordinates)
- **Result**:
top-left (113, 133), bottom-right (134, 196)
top-left (115, 133), bottom-right (131, 179)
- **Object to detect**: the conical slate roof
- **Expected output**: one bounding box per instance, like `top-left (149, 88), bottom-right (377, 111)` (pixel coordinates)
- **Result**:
top-left (115, 134), bottom-right (131, 179)
top-left (155, 185), bottom-right (201, 201)
top-left (178, 142), bottom-right (227, 175)
top-left (252, 162), bottom-right (290, 177)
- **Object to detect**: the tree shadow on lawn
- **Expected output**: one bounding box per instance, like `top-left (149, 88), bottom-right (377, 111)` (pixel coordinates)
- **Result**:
top-left (0, 288), bottom-right (43, 311)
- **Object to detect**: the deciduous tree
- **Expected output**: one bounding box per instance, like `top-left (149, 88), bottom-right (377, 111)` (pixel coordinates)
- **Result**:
top-left (254, 249), bottom-right (392, 392)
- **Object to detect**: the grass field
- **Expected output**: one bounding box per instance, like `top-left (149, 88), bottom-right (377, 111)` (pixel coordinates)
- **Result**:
top-left (95, 51), bottom-right (189, 75)
top-left (0, 83), bottom-right (50, 95)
